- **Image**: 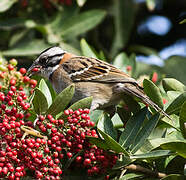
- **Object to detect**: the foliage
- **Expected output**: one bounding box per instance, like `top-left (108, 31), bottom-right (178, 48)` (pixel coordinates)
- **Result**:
top-left (0, 0), bottom-right (186, 179)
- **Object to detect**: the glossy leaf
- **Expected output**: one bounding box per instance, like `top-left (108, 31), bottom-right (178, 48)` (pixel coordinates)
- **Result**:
top-left (47, 84), bottom-right (75, 116)
top-left (179, 101), bottom-right (186, 139)
top-left (161, 115), bottom-right (180, 131)
top-left (68, 96), bottom-right (93, 111)
top-left (119, 107), bottom-right (148, 149)
top-left (143, 78), bottom-right (164, 109)
top-left (111, 0), bottom-right (135, 56)
top-left (39, 79), bottom-right (52, 107)
top-left (130, 113), bottom-right (160, 153)
top-left (0, 0), bottom-right (17, 12)
top-left (61, 9), bottom-right (106, 38)
top-left (98, 129), bottom-right (129, 156)
top-left (167, 91), bottom-right (182, 100)
top-left (89, 110), bottom-right (104, 124)
top-left (33, 88), bottom-right (48, 114)
top-left (161, 142), bottom-right (186, 158)
top-left (120, 173), bottom-right (144, 180)
top-left (130, 150), bottom-right (172, 159)
top-left (162, 78), bottom-right (185, 92)
top-left (2, 40), bottom-right (49, 56)
top-left (97, 113), bottom-right (117, 140)
top-left (111, 113), bottom-right (123, 128)
top-left (87, 136), bottom-right (108, 150)
top-left (165, 92), bottom-right (186, 115)
top-left (121, 94), bottom-right (141, 114)
top-left (80, 39), bottom-right (98, 58)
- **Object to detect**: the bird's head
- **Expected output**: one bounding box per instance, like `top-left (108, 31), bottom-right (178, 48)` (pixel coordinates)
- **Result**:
top-left (27, 46), bottom-right (66, 79)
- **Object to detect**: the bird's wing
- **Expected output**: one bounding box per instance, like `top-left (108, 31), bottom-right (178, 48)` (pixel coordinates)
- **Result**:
top-left (62, 56), bottom-right (138, 84)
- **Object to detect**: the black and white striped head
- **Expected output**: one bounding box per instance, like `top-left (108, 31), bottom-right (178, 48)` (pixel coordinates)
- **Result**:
top-left (28, 46), bottom-right (65, 79)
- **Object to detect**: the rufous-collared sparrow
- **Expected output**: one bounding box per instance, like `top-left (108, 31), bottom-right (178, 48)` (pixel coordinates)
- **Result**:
top-left (28, 46), bottom-right (169, 117)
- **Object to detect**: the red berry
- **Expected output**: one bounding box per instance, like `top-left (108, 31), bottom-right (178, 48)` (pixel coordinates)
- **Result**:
top-left (8, 64), bottom-right (14, 71)
top-left (19, 68), bottom-right (27, 74)
top-left (152, 72), bottom-right (158, 83)
top-left (30, 79), bottom-right (37, 86)
top-left (32, 67), bottom-right (39, 72)
top-left (23, 76), bottom-right (30, 83)
top-left (67, 152), bottom-right (72, 158)
top-left (126, 65), bottom-right (132, 72)
top-left (84, 158), bottom-right (91, 166)
top-left (10, 79), bottom-right (16, 86)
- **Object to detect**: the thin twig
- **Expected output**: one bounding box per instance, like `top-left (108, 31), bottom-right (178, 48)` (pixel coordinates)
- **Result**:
top-left (124, 164), bottom-right (167, 179)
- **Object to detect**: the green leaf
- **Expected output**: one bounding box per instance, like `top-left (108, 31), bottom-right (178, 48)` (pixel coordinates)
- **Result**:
top-left (119, 173), bottom-right (144, 180)
top-left (162, 78), bottom-right (185, 92)
top-left (47, 84), bottom-right (75, 116)
top-left (165, 92), bottom-right (186, 115)
top-left (68, 96), bottom-right (93, 111)
top-left (179, 101), bottom-right (186, 139)
top-left (59, 42), bottom-right (81, 55)
top-left (161, 115), bottom-right (180, 131)
top-left (97, 113), bottom-right (117, 140)
top-left (80, 39), bottom-right (98, 58)
top-left (113, 52), bottom-right (136, 77)
top-left (161, 142), bottom-right (186, 158)
top-left (2, 40), bottom-right (49, 56)
top-left (117, 107), bottom-right (131, 125)
top-left (89, 110), bottom-right (104, 125)
top-left (39, 79), bottom-right (52, 107)
top-left (98, 129), bottom-right (129, 156)
top-left (121, 94), bottom-right (141, 114)
top-left (161, 174), bottom-right (186, 180)
top-left (119, 107), bottom-right (148, 149)
top-left (147, 138), bottom-right (185, 152)
top-left (167, 91), bottom-right (182, 100)
top-left (111, 113), bottom-right (124, 128)
top-left (113, 155), bottom-right (132, 170)
top-left (9, 30), bottom-right (29, 47)
top-left (143, 78), bottom-right (164, 109)
top-left (128, 44), bottom-right (159, 56)
top-left (161, 56), bottom-right (186, 85)
top-left (0, 0), bottom-right (17, 12)
top-left (164, 155), bottom-right (177, 168)
top-left (33, 88), bottom-right (48, 114)
top-left (87, 136), bottom-right (108, 150)
top-left (179, 19), bottom-right (186, 24)
top-left (61, 9), bottom-right (106, 38)
top-left (130, 113), bottom-right (160, 153)
top-left (111, 0), bottom-right (135, 57)
top-left (0, 18), bottom-right (35, 30)
top-left (130, 150), bottom-right (172, 159)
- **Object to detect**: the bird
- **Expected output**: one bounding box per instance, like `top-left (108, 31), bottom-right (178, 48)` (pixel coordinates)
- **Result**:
top-left (27, 46), bottom-right (169, 118)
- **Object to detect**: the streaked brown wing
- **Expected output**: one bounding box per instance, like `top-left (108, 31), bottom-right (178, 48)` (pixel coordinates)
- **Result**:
top-left (62, 56), bottom-right (137, 84)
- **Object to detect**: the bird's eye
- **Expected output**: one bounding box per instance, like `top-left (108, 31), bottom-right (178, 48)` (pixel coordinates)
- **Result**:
top-left (39, 56), bottom-right (47, 64)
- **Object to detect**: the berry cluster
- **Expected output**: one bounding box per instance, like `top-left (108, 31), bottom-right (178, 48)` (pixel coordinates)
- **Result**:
top-left (0, 60), bottom-right (37, 179)
top-left (36, 109), bottom-right (118, 177)
top-left (0, 59), bottom-right (117, 179)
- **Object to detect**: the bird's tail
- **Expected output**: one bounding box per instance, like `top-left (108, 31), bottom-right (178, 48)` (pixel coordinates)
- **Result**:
top-left (120, 84), bottom-right (171, 120)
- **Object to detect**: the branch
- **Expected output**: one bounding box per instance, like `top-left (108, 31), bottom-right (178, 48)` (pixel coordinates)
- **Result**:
top-left (124, 164), bottom-right (167, 178)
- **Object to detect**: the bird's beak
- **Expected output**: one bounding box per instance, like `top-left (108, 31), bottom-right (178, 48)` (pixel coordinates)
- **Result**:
top-left (27, 62), bottom-right (42, 77)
